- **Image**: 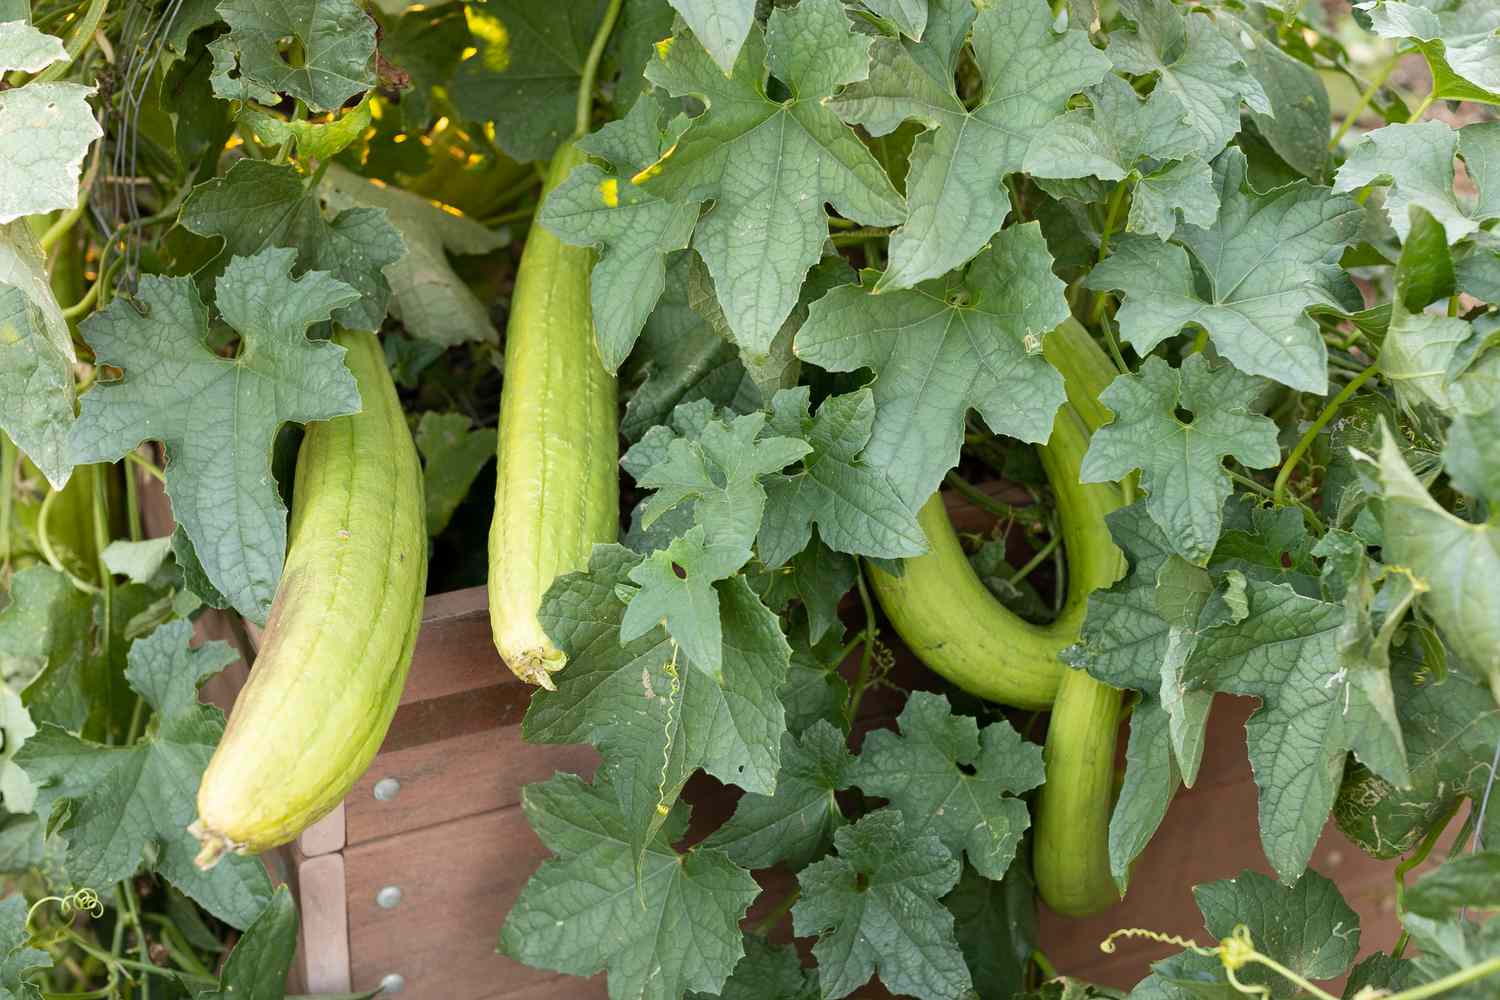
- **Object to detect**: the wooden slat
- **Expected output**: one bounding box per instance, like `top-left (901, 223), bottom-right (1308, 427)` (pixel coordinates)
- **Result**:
top-left (342, 805), bottom-right (609, 999)
top-left (298, 854), bottom-right (353, 992)
top-left (344, 723), bottom-right (599, 848)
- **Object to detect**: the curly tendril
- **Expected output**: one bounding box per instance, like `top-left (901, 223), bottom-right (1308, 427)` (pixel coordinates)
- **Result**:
top-left (26, 888), bottom-right (106, 932)
top-left (1098, 927), bottom-right (1216, 956)
top-left (654, 640), bottom-right (681, 818)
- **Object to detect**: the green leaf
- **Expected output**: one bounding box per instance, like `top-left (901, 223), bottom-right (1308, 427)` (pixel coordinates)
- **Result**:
top-left (687, 935), bottom-right (819, 1000)
top-left (0, 894), bottom-right (50, 1000)
top-left (414, 412), bottom-right (496, 536)
top-left (700, 720), bottom-right (852, 870)
top-left (622, 526), bottom-right (757, 673)
top-left (0, 21), bottom-right (65, 72)
top-left (0, 78), bottom-right (101, 225)
top-left (499, 773), bottom-right (760, 1000)
top-left (1328, 556), bottom-right (1415, 787)
top-left (100, 538), bottom-right (175, 586)
top-left (852, 692), bottom-right (1042, 880)
top-left (1024, 75), bottom-right (1217, 241)
top-left (0, 565), bottom-right (144, 741)
top-left (1360, 0), bottom-right (1500, 104)
top-left (68, 248), bottom-right (362, 624)
top-left (1082, 355), bottom-right (1281, 565)
top-left (15, 620), bottom-right (274, 928)
top-left (796, 222), bottom-right (1069, 509)
top-left (1108, 0), bottom-right (1271, 158)
top-left (1191, 869), bottom-right (1360, 997)
top-left (781, 624), bottom-right (852, 737)
top-left (208, 0), bottom-right (376, 112)
top-left (864, 0), bottom-right (929, 38)
top-left (1401, 913), bottom-right (1500, 1000)
top-left (945, 857), bottom-right (1038, 1000)
top-left (1341, 953), bottom-right (1419, 999)
top-left (1374, 423), bottom-right (1500, 693)
top-left (1086, 148), bottom-right (1362, 393)
top-left (193, 885), bottom-right (299, 1000)
top-left (318, 163), bottom-right (502, 344)
top-left (0, 221), bottom-right (76, 488)
top-left (831, 0), bottom-right (1108, 289)
top-left (792, 808), bottom-right (972, 1000)
top-left (1445, 404), bottom-right (1500, 503)
top-left (1405, 852), bottom-right (1500, 919)
top-left (1131, 869), bottom-right (1360, 999)
top-left (1333, 121), bottom-right (1500, 243)
top-left (757, 387), bottom-right (927, 568)
top-left (526, 546), bottom-right (790, 858)
top-left (619, 254), bottom-right (760, 443)
top-left (631, 406), bottom-right (811, 579)
top-left (1184, 580), bottom-right (1386, 882)
top-left (540, 94), bottom-right (698, 371)
top-left (451, 1), bottom-right (611, 163)
top-left (1336, 655), bottom-right (1500, 859)
top-left (666, 0), bottom-right (755, 76)
top-left (1065, 505), bottom-right (1232, 889)
top-left (759, 535), bottom-right (857, 644)
top-left (0, 689), bottom-right (35, 815)
top-left (687, 250), bottom-right (856, 402)
top-left (640, 0), bottom-right (905, 353)
top-left (1215, 10), bottom-right (1330, 180)
top-left (178, 159), bottom-right (404, 333)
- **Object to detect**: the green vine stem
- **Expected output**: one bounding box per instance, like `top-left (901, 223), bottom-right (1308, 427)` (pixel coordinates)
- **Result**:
top-left (1102, 923), bottom-right (1500, 1000)
top-left (749, 889), bottom-right (802, 935)
top-left (39, 147), bottom-right (100, 254)
top-left (1272, 362), bottom-right (1380, 507)
top-left (32, 0), bottom-right (110, 84)
top-left (0, 434), bottom-right (15, 573)
top-left (575, 0), bottom-right (624, 138)
top-left (1328, 53), bottom-right (1399, 151)
top-left (36, 487), bottom-right (101, 595)
top-left (847, 568), bottom-right (880, 720)
top-left (1391, 798), bottom-right (1460, 958)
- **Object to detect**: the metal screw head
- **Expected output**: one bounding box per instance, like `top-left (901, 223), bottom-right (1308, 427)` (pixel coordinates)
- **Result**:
top-left (379, 973), bottom-right (406, 994)
top-left (376, 885), bottom-right (402, 909)
top-left (373, 777), bottom-right (401, 801)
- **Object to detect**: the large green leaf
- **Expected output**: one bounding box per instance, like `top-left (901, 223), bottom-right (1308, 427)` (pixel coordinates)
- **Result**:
top-left (0, 222), bottom-right (75, 488)
top-left (178, 158), bottom-right (405, 333)
top-left (640, 0), bottom-right (905, 354)
top-left (793, 808), bottom-right (972, 1000)
top-left (1334, 121), bottom-right (1500, 243)
top-left (499, 774), bottom-right (759, 1000)
top-left (1375, 423), bottom-right (1500, 694)
top-left (16, 621), bottom-right (274, 929)
top-left (1083, 356), bottom-right (1280, 565)
top-left (451, 0), bottom-right (610, 162)
top-left (524, 545), bottom-right (791, 859)
top-left (851, 692), bottom-right (1043, 881)
top-left (1107, 0), bottom-right (1270, 159)
top-left (700, 720), bottom-right (852, 870)
top-left (208, 0), bottom-right (376, 112)
top-left (1361, 0), bottom-right (1500, 104)
top-left (539, 94), bottom-right (697, 371)
top-left (1086, 148), bottom-right (1361, 392)
top-left (1024, 75), bottom-right (1217, 241)
top-left (0, 24), bottom-right (101, 225)
top-left (68, 249), bottom-right (362, 624)
top-left (796, 222), bottom-right (1069, 509)
top-left (318, 163), bottom-right (505, 346)
top-left (831, 0), bottom-right (1108, 289)
top-left (758, 387), bottom-right (927, 567)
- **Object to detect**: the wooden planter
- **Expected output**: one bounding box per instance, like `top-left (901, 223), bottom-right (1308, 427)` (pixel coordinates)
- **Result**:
top-left (141, 470), bottom-right (1430, 998)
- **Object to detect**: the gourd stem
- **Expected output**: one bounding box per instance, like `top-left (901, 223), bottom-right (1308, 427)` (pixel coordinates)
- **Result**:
top-left (575, 0), bottom-right (625, 138)
top-left (1272, 362), bottom-right (1379, 507)
top-left (1328, 54), bottom-right (1398, 152)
